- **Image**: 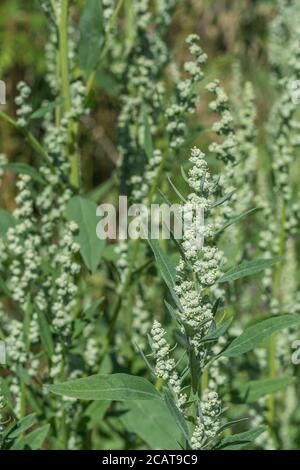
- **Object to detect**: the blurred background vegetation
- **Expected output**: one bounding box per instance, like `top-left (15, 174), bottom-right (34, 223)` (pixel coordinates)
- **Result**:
top-left (0, 0), bottom-right (275, 208)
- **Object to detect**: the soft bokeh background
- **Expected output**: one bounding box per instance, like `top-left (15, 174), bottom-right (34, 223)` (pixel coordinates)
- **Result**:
top-left (0, 0), bottom-right (274, 208)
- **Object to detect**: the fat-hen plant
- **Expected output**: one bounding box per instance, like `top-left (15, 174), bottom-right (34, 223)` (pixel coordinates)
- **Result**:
top-left (0, 0), bottom-right (300, 451)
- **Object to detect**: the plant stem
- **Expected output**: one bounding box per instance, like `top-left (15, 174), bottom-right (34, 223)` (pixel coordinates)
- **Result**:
top-left (268, 203), bottom-right (286, 429)
top-left (59, 0), bottom-right (80, 188)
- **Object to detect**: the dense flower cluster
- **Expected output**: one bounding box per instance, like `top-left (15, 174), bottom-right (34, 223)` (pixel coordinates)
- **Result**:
top-left (166, 35), bottom-right (207, 149)
top-left (150, 320), bottom-right (186, 409)
top-left (191, 391), bottom-right (222, 449)
top-left (175, 147), bottom-right (225, 353)
top-left (15, 82), bottom-right (32, 127)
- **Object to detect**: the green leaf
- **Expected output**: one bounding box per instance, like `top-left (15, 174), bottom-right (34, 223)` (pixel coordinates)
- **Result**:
top-left (147, 238), bottom-right (176, 290)
top-left (84, 401), bottom-right (110, 430)
top-left (0, 208), bottom-right (16, 239)
top-left (237, 376), bottom-right (296, 403)
top-left (215, 208), bottom-right (258, 236)
top-left (11, 424), bottom-right (50, 450)
top-left (78, 0), bottom-right (104, 76)
top-left (215, 426), bottom-right (266, 450)
top-left (66, 196), bottom-right (105, 274)
top-left (88, 177), bottom-right (115, 202)
top-left (36, 308), bottom-right (54, 358)
top-left (95, 70), bottom-right (120, 96)
top-left (120, 400), bottom-right (182, 450)
top-left (147, 238), bottom-right (182, 310)
top-left (143, 113), bottom-right (153, 160)
top-left (47, 373), bottom-right (161, 401)
top-left (30, 99), bottom-right (63, 120)
top-left (223, 315), bottom-right (300, 358)
top-left (219, 257), bottom-right (281, 283)
top-left (189, 349), bottom-right (201, 393)
top-left (211, 190), bottom-right (235, 208)
top-left (0, 278), bottom-right (11, 297)
top-left (7, 413), bottom-right (37, 440)
top-left (201, 318), bottom-right (233, 344)
top-left (164, 300), bottom-right (180, 324)
top-left (25, 424), bottom-right (50, 450)
top-left (1, 163), bottom-right (46, 184)
top-left (73, 299), bottom-right (104, 339)
top-left (164, 388), bottom-right (190, 444)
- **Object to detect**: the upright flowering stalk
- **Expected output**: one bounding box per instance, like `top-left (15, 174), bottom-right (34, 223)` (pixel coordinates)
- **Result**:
top-left (150, 146), bottom-right (231, 449)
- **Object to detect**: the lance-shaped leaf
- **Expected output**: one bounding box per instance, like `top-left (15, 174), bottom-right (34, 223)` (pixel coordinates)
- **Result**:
top-left (147, 238), bottom-right (182, 310)
top-left (47, 373), bottom-right (160, 401)
top-left (11, 424), bottom-right (50, 450)
top-left (215, 426), bottom-right (266, 450)
top-left (164, 388), bottom-right (190, 444)
top-left (1, 163), bottom-right (45, 184)
top-left (215, 207), bottom-right (258, 237)
top-left (223, 315), bottom-right (300, 358)
top-left (219, 257), bottom-right (281, 283)
top-left (236, 376), bottom-right (296, 403)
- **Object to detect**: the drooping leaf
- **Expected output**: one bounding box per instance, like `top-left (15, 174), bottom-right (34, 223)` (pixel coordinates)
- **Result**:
top-left (120, 400), bottom-right (182, 450)
top-left (164, 388), bottom-right (190, 444)
top-left (1, 163), bottom-right (46, 184)
top-left (215, 426), bottom-right (266, 450)
top-left (0, 208), bottom-right (16, 239)
top-left (47, 373), bottom-right (161, 401)
top-left (223, 315), bottom-right (300, 358)
top-left (237, 376), bottom-right (296, 403)
top-left (66, 195), bottom-right (105, 274)
top-left (219, 257), bottom-right (281, 283)
top-left (78, 0), bottom-right (104, 75)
